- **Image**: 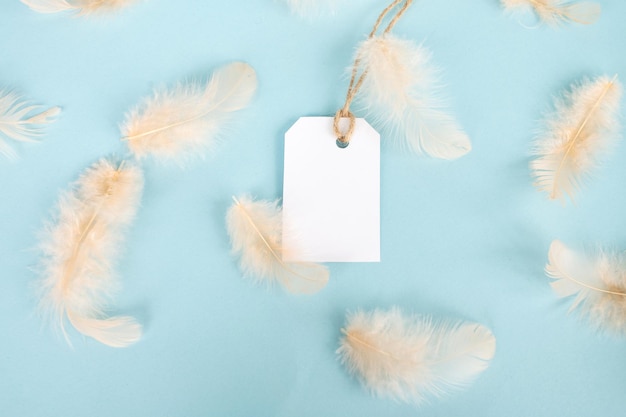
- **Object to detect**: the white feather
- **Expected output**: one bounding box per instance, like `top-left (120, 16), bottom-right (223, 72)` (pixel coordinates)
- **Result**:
top-left (121, 62), bottom-right (257, 165)
top-left (38, 158), bottom-right (143, 347)
top-left (281, 0), bottom-right (338, 17)
top-left (355, 35), bottom-right (471, 160)
top-left (501, 0), bottom-right (601, 25)
top-left (0, 90), bottom-right (60, 159)
top-left (531, 75), bottom-right (622, 202)
top-left (226, 196), bottom-right (329, 294)
top-left (337, 307), bottom-right (496, 405)
top-left (546, 240), bottom-right (626, 334)
top-left (21, 0), bottom-right (137, 15)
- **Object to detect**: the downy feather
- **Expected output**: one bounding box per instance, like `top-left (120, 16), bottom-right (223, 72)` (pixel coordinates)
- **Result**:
top-left (21, 0), bottom-right (137, 15)
top-left (226, 196), bottom-right (329, 294)
top-left (0, 90), bottom-right (60, 159)
top-left (355, 35), bottom-right (471, 160)
top-left (546, 240), bottom-right (626, 334)
top-left (121, 62), bottom-right (257, 165)
top-left (282, 0), bottom-right (337, 17)
top-left (38, 158), bottom-right (143, 347)
top-left (337, 307), bottom-right (496, 405)
top-left (501, 0), bottom-right (601, 26)
top-left (530, 75), bottom-right (622, 203)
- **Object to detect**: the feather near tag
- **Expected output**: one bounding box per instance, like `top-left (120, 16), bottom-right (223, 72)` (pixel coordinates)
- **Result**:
top-left (530, 75), bottom-right (622, 203)
top-left (21, 0), bottom-right (138, 15)
top-left (546, 240), bottom-right (626, 334)
top-left (121, 62), bottom-right (257, 165)
top-left (501, 0), bottom-right (601, 26)
top-left (38, 158), bottom-right (143, 347)
top-left (354, 35), bottom-right (471, 159)
top-left (0, 90), bottom-right (60, 159)
top-left (226, 196), bottom-right (329, 294)
top-left (337, 307), bottom-right (496, 405)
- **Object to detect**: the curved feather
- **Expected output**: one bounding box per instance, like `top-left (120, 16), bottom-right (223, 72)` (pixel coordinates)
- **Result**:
top-left (501, 0), bottom-right (601, 25)
top-left (38, 158), bottom-right (143, 347)
top-left (355, 35), bottom-right (471, 159)
top-left (226, 196), bottom-right (329, 294)
top-left (0, 90), bottom-right (60, 159)
top-left (337, 308), bottom-right (495, 404)
top-left (121, 62), bottom-right (257, 165)
top-left (531, 76), bottom-right (622, 202)
top-left (546, 240), bottom-right (626, 334)
top-left (21, 0), bottom-right (137, 15)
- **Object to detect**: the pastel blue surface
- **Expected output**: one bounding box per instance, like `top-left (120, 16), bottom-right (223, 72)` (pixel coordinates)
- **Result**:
top-left (2, 1), bottom-right (626, 416)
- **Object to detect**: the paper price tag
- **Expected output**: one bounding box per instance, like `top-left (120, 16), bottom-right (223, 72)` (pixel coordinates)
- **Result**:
top-left (282, 117), bottom-right (380, 262)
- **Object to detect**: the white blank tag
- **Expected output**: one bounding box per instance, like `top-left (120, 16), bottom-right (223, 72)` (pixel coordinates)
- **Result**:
top-left (282, 117), bottom-right (380, 262)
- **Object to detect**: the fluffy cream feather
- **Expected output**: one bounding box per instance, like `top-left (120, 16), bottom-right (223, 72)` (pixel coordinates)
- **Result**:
top-left (226, 196), bottom-right (329, 294)
top-left (355, 35), bottom-right (471, 159)
top-left (337, 307), bottom-right (496, 404)
top-left (546, 240), bottom-right (626, 334)
top-left (0, 90), bottom-right (60, 159)
top-left (121, 62), bottom-right (257, 165)
top-left (530, 76), bottom-right (622, 203)
top-left (282, 0), bottom-right (337, 17)
top-left (501, 0), bottom-right (601, 26)
top-left (38, 158), bottom-right (143, 347)
top-left (21, 0), bottom-right (137, 15)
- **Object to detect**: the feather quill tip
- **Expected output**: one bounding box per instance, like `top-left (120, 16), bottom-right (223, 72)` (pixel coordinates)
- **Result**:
top-left (546, 240), bottom-right (626, 334)
top-left (226, 195), bottom-right (329, 294)
top-left (337, 308), bottom-right (495, 405)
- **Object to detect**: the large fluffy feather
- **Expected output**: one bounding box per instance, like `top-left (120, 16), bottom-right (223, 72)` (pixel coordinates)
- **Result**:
top-left (355, 35), bottom-right (471, 159)
top-left (531, 76), bottom-right (622, 202)
top-left (546, 240), bottom-right (626, 334)
top-left (121, 62), bottom-right (257, 165)
top-left (337, 307), bottom-right (495, 404)
top-left (226, 196), bottom-right (329, 294)
top-left (21, 0), bottom-right (137, 15)
top-left (0, 90), bottom-right (60, 159)
top-left (38, 158), bottom-right (144, 347)
top-left (282, 0), bottom-right (337, 17)
top-left (501, 0), bottom-right (601, 26)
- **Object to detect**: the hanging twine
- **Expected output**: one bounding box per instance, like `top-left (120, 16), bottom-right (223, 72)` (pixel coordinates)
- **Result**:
top-left (333, 0), bottom-right (413, 147)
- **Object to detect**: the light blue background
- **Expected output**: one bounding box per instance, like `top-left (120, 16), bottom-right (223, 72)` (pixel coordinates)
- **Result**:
top-left (1, 0), bottom-right (626, 416)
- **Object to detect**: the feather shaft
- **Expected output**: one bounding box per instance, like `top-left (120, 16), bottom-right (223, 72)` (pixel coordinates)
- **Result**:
top-left (39, 158), bottom-right (143, 347)
top-left (21, 0), bottom-right (137, 15)
top-left (546, 240), bottom-right (626, 334)
top-left (531, 75), bottom-right (622, 202)
top-left (226, 196), bottom-right (329, 294)
top-left (121, 62), bottom-right (257, 164)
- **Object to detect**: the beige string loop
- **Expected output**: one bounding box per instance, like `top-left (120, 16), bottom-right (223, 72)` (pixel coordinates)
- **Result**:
top-left (333, 0), bottom-right (413, 147)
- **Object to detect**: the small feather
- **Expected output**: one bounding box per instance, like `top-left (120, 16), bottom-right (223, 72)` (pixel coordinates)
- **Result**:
top-left (355, 35), bottom-right (471, 159)
top-left (121, 62), bottom-right (257, 165)
top-left (0, 90), bottom-right (60, 159)
top-left (226, 196), bottom-right (329, 294)
top-left (337, 307), bottom-right (496, 405)
top-left (21, 0), bottom-right (138, 15)
top-left (501, 0), bottom-right (601, 26)
top-left (546, 240), bottom-right (626, 334)
top-left (530, 75), bottom-right (622, 203)
top-left (282, 0), bottom-right (338, 17)
top-left (38, 158), bottom-right (143, 347)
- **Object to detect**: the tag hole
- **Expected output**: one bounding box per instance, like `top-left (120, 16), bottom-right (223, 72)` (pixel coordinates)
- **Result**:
top-left (336, 139), bottom-right (350, 149)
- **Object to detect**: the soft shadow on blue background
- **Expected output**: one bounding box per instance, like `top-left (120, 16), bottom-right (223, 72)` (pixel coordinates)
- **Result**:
top-left (1, 1), bottom-right (626, 416)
